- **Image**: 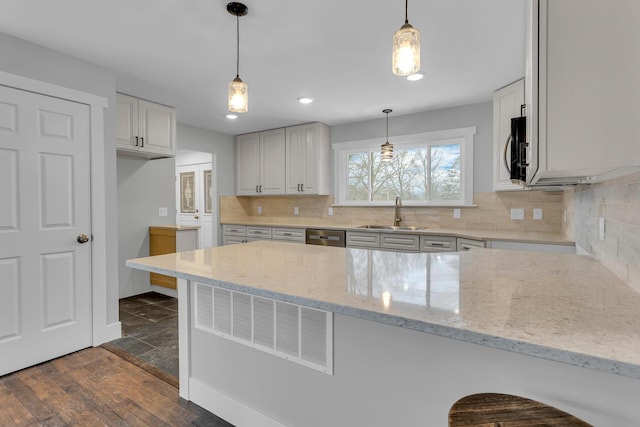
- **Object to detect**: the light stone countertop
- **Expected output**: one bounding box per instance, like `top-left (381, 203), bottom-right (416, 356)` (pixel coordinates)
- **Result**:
top-left (126, 241), bottom-right (639, 378)
top-left (222, 220), bottom-right (574, 246)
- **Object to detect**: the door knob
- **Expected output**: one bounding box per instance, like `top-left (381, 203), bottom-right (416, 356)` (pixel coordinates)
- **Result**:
top-left (194, 216), bottom-right (199, 219)
top-left (77, 234), bottom-right (90, 244)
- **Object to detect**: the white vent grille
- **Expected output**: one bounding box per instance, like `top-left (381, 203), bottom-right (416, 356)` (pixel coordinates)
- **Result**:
top-left (194, 284), bottom-right (333, 374)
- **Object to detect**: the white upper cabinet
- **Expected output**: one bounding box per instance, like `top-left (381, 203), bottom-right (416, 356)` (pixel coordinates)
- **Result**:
top-left (235, 128), bottom-right (285, 195)
top-left (527, 0), bottom-right (640, 186)
top-left (116, 93), bottom-right (176, 159)
top-left (235, 122), bottom-right (330, 196)
top-left (493, 79), bottom-right (525, 192)
top-left (285, 122), bottom-right (330, 195)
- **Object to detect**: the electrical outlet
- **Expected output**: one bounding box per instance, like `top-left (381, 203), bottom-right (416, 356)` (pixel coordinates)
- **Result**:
top-left (453, 208), bottom-right (461, 219)
top-left (599, 217), bottom-right (605, 241)
top-left (533, 208), bottom-right (543, 220)
top-left (158, 207), bottom-right (168, 217)
top-left (327, 207), bottom-right (334, 216)
top-left (294, 206), bottom-right (299, 216)
top-left (511, 208), bottom-right (525, 220)
top-left (257, 206), bottom-right (262, 215)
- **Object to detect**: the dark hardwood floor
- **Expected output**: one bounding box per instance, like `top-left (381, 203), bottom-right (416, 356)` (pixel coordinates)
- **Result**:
top-left (0, 347), bottom-right (231, 426)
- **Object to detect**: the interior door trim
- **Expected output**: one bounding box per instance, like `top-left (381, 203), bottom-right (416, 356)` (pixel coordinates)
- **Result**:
top-left (0, 70), bottom-right (119, 346)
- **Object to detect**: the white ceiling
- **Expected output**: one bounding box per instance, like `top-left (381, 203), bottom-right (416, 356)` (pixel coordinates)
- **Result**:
top-left (0, 0), bottom-right (526, 135)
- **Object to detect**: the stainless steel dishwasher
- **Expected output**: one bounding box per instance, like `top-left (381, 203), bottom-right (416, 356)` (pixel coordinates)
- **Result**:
top-left (305, 228), bottom-right (346, 247)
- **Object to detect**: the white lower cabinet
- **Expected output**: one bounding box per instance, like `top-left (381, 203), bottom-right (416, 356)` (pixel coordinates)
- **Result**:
top-left (223, 224), bottom-right (304, 245)
top-left (380, 234), bottom-right (420, 252)
top-left (420, 235), bottom-right (456, 252)
top-left (346, 231), bottom-right (380, 248)
top-left (457, 238), bottom-right (487, 251)
top-left (272, 228), bottom-right (305, 243)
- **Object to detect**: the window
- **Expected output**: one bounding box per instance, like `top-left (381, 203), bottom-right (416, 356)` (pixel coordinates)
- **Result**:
top-left (334, 127), bottom-right (475, 206)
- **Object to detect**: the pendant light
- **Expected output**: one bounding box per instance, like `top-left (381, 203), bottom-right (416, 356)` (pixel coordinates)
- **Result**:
top-left (227, 2), bottom-right (249, 113)
top-left (381, 109), bottom-right (394, 161)
top-left (392, 0), bottom-right (420, 76)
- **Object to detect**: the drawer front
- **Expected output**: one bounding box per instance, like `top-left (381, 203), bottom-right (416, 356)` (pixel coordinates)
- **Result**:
top-left (457, 238), bottom-right (486, 251)
top-left (346, 231), bottom-right (380, 248)
top-left (420, 235), bottom-right (456, 252)
top-left (246, 226), bottom-right (272, 238)
top-left (223, 235), bottom-right (246, 245)
top-left (272, 227), bottom-right (305, 242)
top-left (380, 234), bottom-right (420, 251)
top-left (223, 225), bottom-right (247, 236)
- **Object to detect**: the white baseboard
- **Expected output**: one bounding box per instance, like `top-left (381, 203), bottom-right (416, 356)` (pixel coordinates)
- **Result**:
top-left (189, 378), bottom-right (285, 427)
top-left (93, 321), bottom-right (122, 346)
top-left (151, 285), bottom-right (178, 298)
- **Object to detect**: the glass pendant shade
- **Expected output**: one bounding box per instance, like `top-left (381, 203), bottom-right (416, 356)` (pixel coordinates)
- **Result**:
top-left (228, 76), bottom-right (248, 113)
top-left (381, 141), bottom-right (394, 161)
top-left (392, 23), bottom-right (420, 76)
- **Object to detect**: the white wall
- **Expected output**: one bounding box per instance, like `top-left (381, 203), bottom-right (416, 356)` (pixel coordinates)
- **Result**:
top-left (117, 157), bottom-right (176, 298)
top-left (330, 101), bottom-right (494, 193)
top-left (0, 32), bottom-right (120, 325)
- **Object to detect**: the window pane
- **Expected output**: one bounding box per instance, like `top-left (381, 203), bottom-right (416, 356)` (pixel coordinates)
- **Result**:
top-left (347, 152), bottom-right (370, 201)
top-left (372, 147), bottom-right (429, 201)
top-left (430, 143), bottom-right (461, 200)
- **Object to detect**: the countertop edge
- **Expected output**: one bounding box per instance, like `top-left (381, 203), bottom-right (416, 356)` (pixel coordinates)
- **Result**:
top-left (125, 259), bottom-right (636, 379)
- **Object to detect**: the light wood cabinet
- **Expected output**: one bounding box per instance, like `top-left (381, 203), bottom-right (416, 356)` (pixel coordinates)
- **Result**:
top-left (149, 226), bottom-right (198, 289)
top-left (493, 79), bottom-right (525, 192)
top-left (116, 93), bottom-right (176, 159)
top-left (235, 129), bottom-right (286, 195)
top-left (285, 122), bottom-right (331, 195)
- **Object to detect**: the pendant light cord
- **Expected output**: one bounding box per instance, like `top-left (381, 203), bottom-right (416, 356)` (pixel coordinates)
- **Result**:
top-left (236, 14), bottom-right (240, 78)
top-left (405, 0), bottom-right (409, 24)
top-left (386, 111), bottom-right (389, 141)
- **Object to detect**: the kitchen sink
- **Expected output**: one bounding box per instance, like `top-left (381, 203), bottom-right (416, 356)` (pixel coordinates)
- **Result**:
top-left (357, 225), bottom-right (428, 231)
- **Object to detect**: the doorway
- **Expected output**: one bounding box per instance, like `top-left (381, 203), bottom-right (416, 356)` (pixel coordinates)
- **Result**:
top-left (175, 150), bottom-right (217, 248)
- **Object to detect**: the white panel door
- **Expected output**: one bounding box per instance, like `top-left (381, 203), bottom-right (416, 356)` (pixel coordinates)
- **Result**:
top-left (0, 85), bottom-right (92, 376)
top-left (176, 163), bottom-right (214, 248)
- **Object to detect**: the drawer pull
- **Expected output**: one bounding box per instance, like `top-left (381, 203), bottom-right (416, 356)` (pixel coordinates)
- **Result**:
top-left (283, 233), bottom-right (292, 236)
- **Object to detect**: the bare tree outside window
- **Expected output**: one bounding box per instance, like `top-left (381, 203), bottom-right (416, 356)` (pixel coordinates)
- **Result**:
top-left (347, 143), bottom-right (461, 202)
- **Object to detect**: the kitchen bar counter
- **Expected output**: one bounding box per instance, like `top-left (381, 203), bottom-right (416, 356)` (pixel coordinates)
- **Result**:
top-left (221, 220), bottom-right (575, 246)
top-left (127, 241), bottom-right (640, 426)
top-left (127, 241), bottom-right (638, 377)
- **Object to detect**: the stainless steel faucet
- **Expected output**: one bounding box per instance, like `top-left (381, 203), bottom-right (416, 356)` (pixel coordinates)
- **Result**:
top-left (394, 196), bottom-right (402, 226)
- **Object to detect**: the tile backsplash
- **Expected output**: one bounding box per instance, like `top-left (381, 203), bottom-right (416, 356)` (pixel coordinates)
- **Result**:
top-left (564, 171), bottom-right (640, 293)
top-left (220, 190), bottom-right (565, 233)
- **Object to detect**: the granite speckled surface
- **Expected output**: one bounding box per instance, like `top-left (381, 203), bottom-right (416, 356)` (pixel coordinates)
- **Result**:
top-left (126, 241), bottom-right (640, 378)
top-left (222, 221), bottom-right (575, 246)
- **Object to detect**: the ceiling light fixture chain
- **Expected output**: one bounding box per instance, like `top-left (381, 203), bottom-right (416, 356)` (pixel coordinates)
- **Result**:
top-left (227, 2), bottom-right (249, 113)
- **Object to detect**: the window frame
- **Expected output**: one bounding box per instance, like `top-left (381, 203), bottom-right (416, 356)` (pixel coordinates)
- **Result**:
top-left (333, 127), bottom-right (476, 206)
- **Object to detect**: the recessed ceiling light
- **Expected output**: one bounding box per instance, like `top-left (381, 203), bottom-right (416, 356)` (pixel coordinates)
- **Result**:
top-left (407, 72), bottom-right (424, 81)
top-left (226, 114), bottom-right (238, 119)
top-left (297, 97), bottom-right (314, 104)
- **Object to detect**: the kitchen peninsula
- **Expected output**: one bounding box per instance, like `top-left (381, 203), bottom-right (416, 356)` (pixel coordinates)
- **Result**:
top-left (127, 241), bottom-right (640, 426)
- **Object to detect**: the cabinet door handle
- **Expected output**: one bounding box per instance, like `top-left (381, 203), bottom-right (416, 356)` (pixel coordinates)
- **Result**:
top-left (141, 137), bottom-right (144, 148)
top-left (300, 183), bottom-right (304, 192)
top-left (135, 136), bottom-right (139, 147)
top-left (503, 136), bottom-right (512, 173)
top-left (256, 185), bottom-right (259, 193)
top-left (259, 185), bottom-right (262, 193)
